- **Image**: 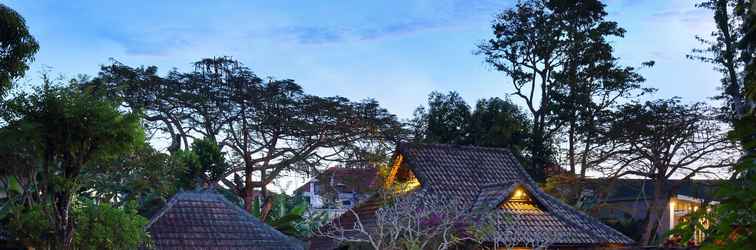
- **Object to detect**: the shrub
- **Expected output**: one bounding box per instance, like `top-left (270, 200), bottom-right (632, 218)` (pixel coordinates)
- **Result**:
top-left (73, 200), bottom-right (151, 250)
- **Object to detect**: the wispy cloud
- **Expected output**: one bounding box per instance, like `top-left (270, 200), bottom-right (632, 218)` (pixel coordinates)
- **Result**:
top-left (651, 8), bottom-right (710, 23)
top-left (274, 26), bottom-right (347, 44)
top-left (256, 0), bottom-right (508, 45)
top-left (98, 27), bottom-right (208, 56)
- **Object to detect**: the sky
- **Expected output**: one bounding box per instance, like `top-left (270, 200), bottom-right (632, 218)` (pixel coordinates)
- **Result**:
top-left (4, 0), bottom-right (724, 191)
top-left (6, 0), bottom-right (721, 120)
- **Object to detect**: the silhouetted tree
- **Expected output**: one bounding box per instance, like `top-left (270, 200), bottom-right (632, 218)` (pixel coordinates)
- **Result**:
top-left (689, 1), bottom-right (756, 248)
top-left (0, 4), bottom-right (38, 97)
top-left (410, 91), bottom-right (470, 145)
top-left (410, 92), bottom-right (532, 162)
top-left (600, 99), bottom-right (738, 245)
top-left (476, 0), bottom-right (564, 180)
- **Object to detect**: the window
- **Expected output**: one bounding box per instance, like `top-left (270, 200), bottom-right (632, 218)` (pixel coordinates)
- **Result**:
top-left (341, 200), bottom-right (352, 207)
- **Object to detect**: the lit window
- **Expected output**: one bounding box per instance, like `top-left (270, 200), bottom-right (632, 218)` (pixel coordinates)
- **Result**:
top-left (511, 188), bottom-right (528, 201)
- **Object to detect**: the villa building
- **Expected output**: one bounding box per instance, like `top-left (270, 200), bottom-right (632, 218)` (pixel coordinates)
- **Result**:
top-left (311, 143), bottom-right (634, 249)
top-left (293, 167), bottom-right (378, 219)
top-left (581, 179), bottom-right (723, 244)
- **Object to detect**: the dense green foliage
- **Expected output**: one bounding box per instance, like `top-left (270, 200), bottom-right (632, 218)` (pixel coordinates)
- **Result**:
top-left (410, 91), bottom-right (533, 162)
top-left (697, 1), bottom-right (756, 249)
top-left (0, 1), bottom-right (753, 249)
top-left (73, 200), bottom-right (150, 250)
top-left (0, 82), bottom-right (144, 248)
top-left (665, 0), bottom-right (756, 248)
top-left (81, 146), bottom-right (180, 217)
top-left (0, 4), bottom-right (39, 96)
top-left (4, 199), bottom-right (151, 250)
top-left (6, 203), bottom-right (51, 248)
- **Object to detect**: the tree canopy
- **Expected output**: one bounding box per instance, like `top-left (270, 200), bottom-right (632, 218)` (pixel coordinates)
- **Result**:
top-left (0, 80), bottom-right (144, 249)
top-left (477, 0), bottom-right (650, 180)
top-left (410, 91), bottom-right (532, 162)
top-left (0, 4), bottom-right (38, 96)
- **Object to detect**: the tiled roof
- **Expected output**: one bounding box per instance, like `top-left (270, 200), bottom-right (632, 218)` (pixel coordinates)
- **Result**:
top-left (146, 190), bottom-right (303, 250)
top-left (582, 178), bottom-right (725, 202)
top-left (472, 181), bottom-right (520, 210)
top-left (397, 143), bottom-right (634, 246)
top-left (312, 143), bottom-right (634, 249)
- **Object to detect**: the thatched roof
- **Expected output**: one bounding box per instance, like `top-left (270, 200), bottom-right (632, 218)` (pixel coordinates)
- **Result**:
top-left (146, 189), bottom-right (302, 250)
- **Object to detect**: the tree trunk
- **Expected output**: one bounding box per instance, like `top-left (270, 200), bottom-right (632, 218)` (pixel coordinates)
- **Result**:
top-left (641, 180), bottom-right (669, 246)
top-left (243, 167), bottom-right (255, 212)
top-left (530, 122), bottom-right (546, 182)
top-left (578, 112), bottom-right (596, 178)
top-left (53, 190), bottom-right (75, 250)
top-left (568, 119), bottom-right (576, 175)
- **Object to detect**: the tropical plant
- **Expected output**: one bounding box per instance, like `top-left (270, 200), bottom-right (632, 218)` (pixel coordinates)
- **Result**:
top-left (250, 193), bottom-right (313, 238)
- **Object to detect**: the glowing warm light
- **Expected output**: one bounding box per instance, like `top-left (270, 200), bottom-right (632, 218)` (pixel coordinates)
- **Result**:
top-left (385, 154), bottom-right (404, 187)
top-left (395, 178), bottom-right (420, 193)
top-left (669, 199), bottom-right (676, 229)
top-left (511, 188), bottom-right (528, 200)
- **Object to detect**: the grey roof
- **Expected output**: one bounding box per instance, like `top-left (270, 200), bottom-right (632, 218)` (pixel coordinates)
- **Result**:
top-left (146, 190), bottom-right (302, 250)
top-left (397, 143), bottom-right (634, 246)
top-left (582, 178), bottom-right (725, 202)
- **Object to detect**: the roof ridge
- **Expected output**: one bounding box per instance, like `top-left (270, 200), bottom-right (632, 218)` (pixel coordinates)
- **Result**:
top-left (478, 181), bottom-right (520, 189)
top-left (398, 142), bottom-right (513, 153)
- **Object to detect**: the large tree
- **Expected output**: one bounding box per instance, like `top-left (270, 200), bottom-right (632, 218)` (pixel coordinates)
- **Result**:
top-left (548, 0), bottom-right (652, 177)
top-left (689, 0), bottom-right (756, 248)
top-left (600, 99), bottom-right (738, 245)
top-left (0, 80), bottom-right (143, 249)
top-left (409, 92), bottom-right (532, 160)
top-left (87, 62), bottom-right (192, 152)
top-left (223, 77), bottom-right (402, 210)
top-left (689, 0), bottom-right (749, 121)
top-left (0, 3), bottom-right (38, 97)
top-left (468, 97), bottom-right (531, 155)
top-left (478, 0), bottom-right (650, 180)
top-left (87, 57), bottom-right (403, 211)
top-left (477, 0), bottom-right (562, 181)
top-left (409, 91), bottom-right (471, 145)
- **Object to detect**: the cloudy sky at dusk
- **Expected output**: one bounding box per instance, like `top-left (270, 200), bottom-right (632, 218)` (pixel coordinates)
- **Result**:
top-left (7, 0), bottom-right (720, 119)
top-left (4, 0), bottom-right (725, 190)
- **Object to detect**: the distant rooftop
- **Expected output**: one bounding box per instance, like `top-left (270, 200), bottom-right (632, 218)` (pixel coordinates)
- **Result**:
top-left (146, 189), bottom-right (302, 250)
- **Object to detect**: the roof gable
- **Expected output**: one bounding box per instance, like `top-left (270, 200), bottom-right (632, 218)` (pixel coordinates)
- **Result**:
top-left (473, 181), bottom-right (546, 212)
top-left (146, 190), bottom-right (302, 250)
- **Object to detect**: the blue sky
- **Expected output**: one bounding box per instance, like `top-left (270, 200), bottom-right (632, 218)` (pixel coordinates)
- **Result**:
top-left (7, 0), bottom-right (720, 119)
